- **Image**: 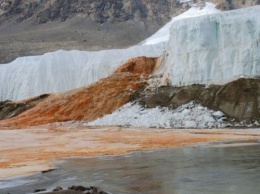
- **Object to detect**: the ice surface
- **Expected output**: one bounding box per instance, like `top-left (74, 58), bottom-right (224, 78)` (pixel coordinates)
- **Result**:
top-left (87, 101), bottom-right (227, 129)
top-left (158, 6), bottom-right (260, 86)
top-left (141, 3), bottom-right (220, 46)
top-left (0, 44), bottom-right (164, 101)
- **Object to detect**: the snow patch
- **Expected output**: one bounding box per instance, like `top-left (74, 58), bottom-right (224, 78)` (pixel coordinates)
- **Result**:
top-left (87, 101), bottom-right (227, 129)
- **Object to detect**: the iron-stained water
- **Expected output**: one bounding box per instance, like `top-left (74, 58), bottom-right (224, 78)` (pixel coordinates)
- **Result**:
top-left (1, 143), bottom-right (260, 194)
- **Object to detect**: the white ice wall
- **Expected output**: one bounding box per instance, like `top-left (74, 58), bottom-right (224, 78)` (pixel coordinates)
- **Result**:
top-left (0, 44), bottom-right (164, 101)
top-left (158, 6), bottom-right (260, 86)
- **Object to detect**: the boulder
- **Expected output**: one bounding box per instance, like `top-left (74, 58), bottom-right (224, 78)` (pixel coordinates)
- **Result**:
top-left (140, 78), bottom-right (260, 120)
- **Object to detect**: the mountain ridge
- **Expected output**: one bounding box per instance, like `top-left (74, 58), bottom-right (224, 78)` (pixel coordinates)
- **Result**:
top-left (0, 0), bottom-right (259, 63)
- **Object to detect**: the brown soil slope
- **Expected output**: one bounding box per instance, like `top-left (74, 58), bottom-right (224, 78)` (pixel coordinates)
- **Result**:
top-left (0, 73), bottom-right (149, 129)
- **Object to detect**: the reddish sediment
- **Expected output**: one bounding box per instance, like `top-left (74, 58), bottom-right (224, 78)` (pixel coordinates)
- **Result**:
top-left (1, 125), bottom-right (259, 179)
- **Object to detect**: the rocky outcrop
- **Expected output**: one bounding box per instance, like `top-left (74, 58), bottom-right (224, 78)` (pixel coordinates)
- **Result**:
top-left (213, 0), bottom-right (260, 10)
top-left (0, 73), bottom-right (148, 128)
top-left (0, 0), bottom-right (257, 24)
top-left (141, 78), bottom-right (260, 120)
top-left (0, 0), bottom-right (186, 63)
top-left (0, 94), bottom-right (49, 120)
top-left (33, 185), bottom-right (109, 194)
top-left (0, 1), bottom-right (258, 63)
top-left (0, 0), bottom-right (186, 24)
top-left (115, 56), bottom-right (158, 74)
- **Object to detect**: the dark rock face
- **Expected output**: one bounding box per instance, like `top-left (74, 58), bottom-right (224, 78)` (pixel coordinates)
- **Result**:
top-left (0, 0), bottom-right (187, 63)
top-left (140, 78), bottom-right (260, 120)
top-left (0, 0), bottom-right (258, 63)
top-left (212, 0), bottom-right (260, 10)
top-left (0, 94), bottom-right (49, 120)
top-left (0, 0), bottom-right (184, 24)
top-left (33, 185), bottom-right (109, 194)
top-left (1, 0), bottom-right (257, 24)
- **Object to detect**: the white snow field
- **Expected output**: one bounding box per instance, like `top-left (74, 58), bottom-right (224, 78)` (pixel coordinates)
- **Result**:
top-left (158, 6), bottom-right (260, 86)
top-left (87, 101), bottom-right (227, 129)
top-left (0, 44), bottom-right (164, 101)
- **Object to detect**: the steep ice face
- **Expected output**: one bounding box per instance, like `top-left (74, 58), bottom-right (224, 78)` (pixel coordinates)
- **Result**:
top-left (141, 3), bottom-right (220, 45)
top-left (0, 44), bottom-right (164, 101)
top-left (158, 6), bottom-right (260, 86)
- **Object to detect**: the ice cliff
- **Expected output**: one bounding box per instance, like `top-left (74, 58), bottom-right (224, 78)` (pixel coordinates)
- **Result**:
top-left (0, 44), bottom-right (163, 101)
top-left (0, 3), bottom-right (219, 101)
top-left (158, 6), bottom-right (260, 86)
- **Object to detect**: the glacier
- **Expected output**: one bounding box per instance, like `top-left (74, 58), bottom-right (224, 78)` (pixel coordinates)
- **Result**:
top-left (0, 44), bottom-right (164, 101)
top-left (0, 3), bottom-right (220, 101)
top-left (157, 6), bottom-right (260, 86)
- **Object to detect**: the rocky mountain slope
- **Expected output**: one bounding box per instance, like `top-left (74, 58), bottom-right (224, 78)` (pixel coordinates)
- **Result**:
top-left (0, 0), bottom-right (187, 63)
top-left (0, 0), bottom-right (259, 63)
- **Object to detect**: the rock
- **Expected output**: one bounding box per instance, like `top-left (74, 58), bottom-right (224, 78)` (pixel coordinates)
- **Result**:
top-left (53, 186), bottom-right (63, 191)
top-left (169, 87), bottom-right (195, 108)
top-left (69, 185), bottom-right (87, 191)
top-left (143, 86), bottom-right (179, 108)
top-left (144, 93), bottom-right (172, 108)
top-left (0, 94), bottom-right (49, 120)
top-left (42, 168), bottom-right (55, 173)
top-left (212, 78), bottom-right (260, 119)
top-left (140, 78), bottom-right (260, 121)
top-left (31, 185), bottom-right (109, 194)
top-left (34, 189), bottom-right (47, 193)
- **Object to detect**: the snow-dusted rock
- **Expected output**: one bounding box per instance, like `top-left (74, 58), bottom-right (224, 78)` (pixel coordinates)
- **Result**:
top-left (158, 6), bottom-right (260, 86)
top-left (0, 44), bottom-right (164, 101)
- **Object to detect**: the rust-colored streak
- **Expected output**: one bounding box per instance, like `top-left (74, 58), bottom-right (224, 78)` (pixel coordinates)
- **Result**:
top-left (0, 126), bottom-right (259, 179)
top-left (0, 73), bottom-right (148, 129)
top-left (115, 56), bottom-right (158, 74)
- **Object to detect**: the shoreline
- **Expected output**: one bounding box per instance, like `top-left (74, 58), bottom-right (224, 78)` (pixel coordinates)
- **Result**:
top-left (1, 125), bottom-right (260, 180)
